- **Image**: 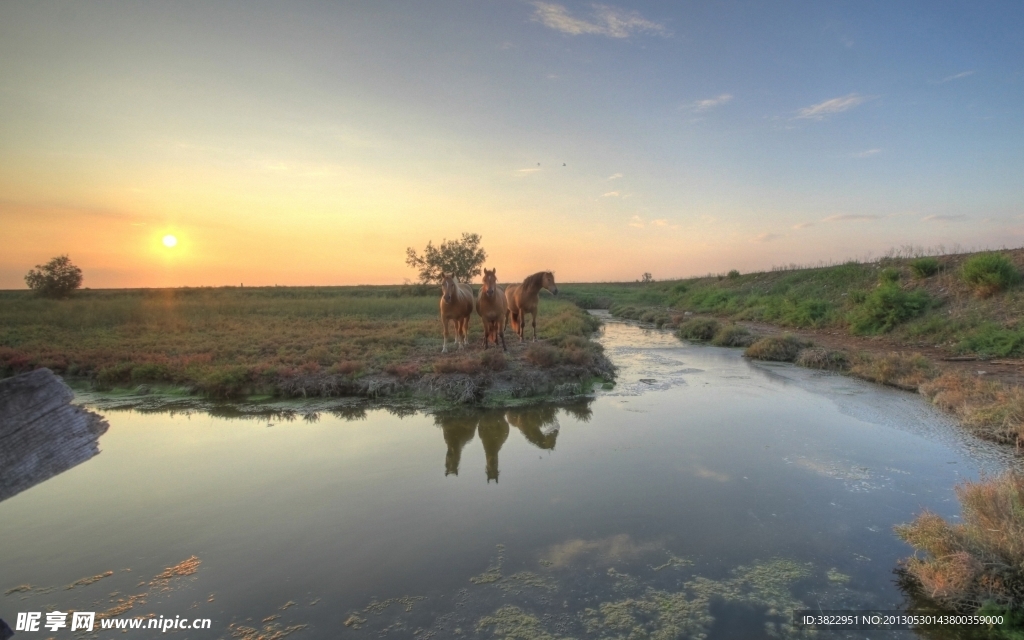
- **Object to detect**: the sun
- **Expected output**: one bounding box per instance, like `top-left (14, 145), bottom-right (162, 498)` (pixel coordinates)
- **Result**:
top-left (162, 235), bottom-right (178, 248)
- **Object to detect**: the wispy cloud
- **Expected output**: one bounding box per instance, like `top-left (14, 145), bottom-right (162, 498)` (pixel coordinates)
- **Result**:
top-left (853, 148), bottom-right (882, 158)
top-left (686, 94), bottom-right (733, 112)
top-left (796, 93), bottom-right (871, 120)
top-left (752, 232), bottom-right (781, 243)
top-left (628, 215), bottom-right (644, 228)
top-left (531, 2), bottom-right (670, 38)
top-left (936, 70), bottom-right (975, 84)
top-left (823, 214), bottom-right (880, 222)
top-left (922, 214), bottom-right (967, 222)
top-left (515, 167), bottom-right (541, 176)
top-left (608, 172), bottom-right (623, 180)
top-left (601, 191), bottom-right (620, 197)
top-left (651, 218), bottom-right (669, 227)
top-left (792, 222), bottom-right (814, 229)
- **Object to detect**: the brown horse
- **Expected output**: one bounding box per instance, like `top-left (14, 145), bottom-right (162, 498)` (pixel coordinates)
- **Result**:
top-left (505, 271), bottom-right (558, 342)
top-left (439, 273), bottom-right (474, 352)
top-left (476, 268), bottom-right (507, 351)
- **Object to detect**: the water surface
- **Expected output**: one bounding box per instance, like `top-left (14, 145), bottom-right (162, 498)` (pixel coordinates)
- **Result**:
top-left (2, 315), bottom-right (1019, 638)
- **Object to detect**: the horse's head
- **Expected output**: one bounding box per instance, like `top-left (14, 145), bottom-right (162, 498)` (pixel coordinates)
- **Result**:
top-left (440, 273), bottom-right (456, 303)
top-left (482, 268), bottom-right (498, 298)
top-left (541, 271), bottom-right (558, 295)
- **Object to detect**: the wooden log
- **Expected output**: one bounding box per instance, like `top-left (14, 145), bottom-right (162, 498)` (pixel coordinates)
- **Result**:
top-left (0, 368), bottom-right (109, 503)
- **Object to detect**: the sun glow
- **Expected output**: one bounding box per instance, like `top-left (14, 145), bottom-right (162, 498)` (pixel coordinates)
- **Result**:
top-left (162, 235), bottom-right (178, 248)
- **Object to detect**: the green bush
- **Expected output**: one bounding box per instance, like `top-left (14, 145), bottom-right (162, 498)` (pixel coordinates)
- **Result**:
top-left (744, 335), bottom-right (810, 362)
top-left (961, 253), bottom-right (1020, 297)
top-left (847, 285), bottom-right (931, 334)
top-left (958, 323), bottom-right (1024, 358)
top-left (909, 257), bottom-right (940, 278)
top-left (879, 267), bottom-right (901, 284)
top-left (727, 269), bottom-right (740, 280)
top-left (781, 299), bottom-right (832, 327)
top-left (677, 318), bottom-right (720, 341)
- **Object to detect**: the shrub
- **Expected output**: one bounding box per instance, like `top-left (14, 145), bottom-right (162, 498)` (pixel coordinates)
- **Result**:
top-left (479, 349), bottom-right (507, 371)
top-left (24, 255), bottom-right (83, 298)
top-left (677, 318), bottom-right (720, 342)
top-left (909, 257), bottom-right (940, 278)
top-left (961, 253), bottom-right (1021, 297)
top-left (524, 344), bottom-right (559, 368)
top-left (727, 269), bottom-right (740, 279)
top-left (795, 347), bottom-right (849, 371)
top-left (331, 360), bottom-right (364, 375)
top-left (958, 323), bottom-right (1024, 358)
top-left (847, 285), bottom-right (931, 334)
top-left (896, 473), bottom-right (1024, 615)
top-left (385, 362), bottom-right (421, 379)
top-left (850, 352), bottom-right (934, 390)
top-left (782, 299), bottom-right (832, 327)
top-left (433, 358), bottom-right (482, 374)
top-left (710, 325), bottom-right (756, 347)
top-left (744, 335), bottom-right (810, 362)
top-left (879, 267), bottom-right (901, 284)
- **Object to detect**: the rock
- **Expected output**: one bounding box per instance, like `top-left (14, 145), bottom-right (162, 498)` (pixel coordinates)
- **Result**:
top-left (0, 369), bottom-right (109, 503)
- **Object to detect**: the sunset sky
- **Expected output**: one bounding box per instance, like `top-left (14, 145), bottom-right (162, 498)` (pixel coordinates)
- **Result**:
top-left (2, 1), bottom-right (1022, 287)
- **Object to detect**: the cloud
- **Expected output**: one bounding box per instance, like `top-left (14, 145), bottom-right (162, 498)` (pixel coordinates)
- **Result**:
top-left (822, 214), bottom-right (880, 222)
top-left (543, 534), bottom-right (662, 568)
top-left (792, 222), bottom-right (814, 229)
top-left (651, 218), bottom-right (669, 227)
top-left (795, 93), bottom-right (871, 120)
top-left (752, 232), bottom-right (781, 243)
top-left (515, 167), bottom-right (541, 175)
top-left (628, 215), bottom-right (644, 228)
top-left (601, 191), bottom-right (620, 197)
top-left (608, 172), bottom-right (623, 180)
top-left (922, 214), bottom-right (967, 222)
top-left (531, 2), bottom-right (670, 38)
top-left (936, 70), bottom-right (975, 84)
top-left (687, 94), bottom-right (733, 112)
top-left (853, 148), bottom-right (882, 158)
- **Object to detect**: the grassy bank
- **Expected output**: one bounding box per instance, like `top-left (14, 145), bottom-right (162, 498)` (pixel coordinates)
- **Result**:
top-left (0, 286), bottom-right (610, 402)
top-left (560, 248), bottom-right (1024, 357)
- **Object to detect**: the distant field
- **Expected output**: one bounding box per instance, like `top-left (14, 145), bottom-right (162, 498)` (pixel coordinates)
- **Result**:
top-left (559, 248), bottom-right (1024, 358)
top-left (0, 285), bottom-right (602, 398)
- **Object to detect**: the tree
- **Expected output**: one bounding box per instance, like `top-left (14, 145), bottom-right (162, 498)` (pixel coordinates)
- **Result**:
top-left (25, 255), bottom-right (83, 298)
top-left (640, 272), bottom-right (654, 284)
top-left (406, 233), bottom-right (487, 284)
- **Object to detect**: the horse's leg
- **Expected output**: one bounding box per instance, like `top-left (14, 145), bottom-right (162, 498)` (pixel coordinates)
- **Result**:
top-left (442, 316), bottom-right (450, 353)
top-left (531, 311), bottom-right (537, 342)
top-left (482, 321), bottom-right (489, 349)
top-left (499, 321), bottom-right (507, 352)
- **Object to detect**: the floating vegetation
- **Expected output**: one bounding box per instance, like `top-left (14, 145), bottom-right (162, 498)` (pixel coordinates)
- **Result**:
top-left (280, 600), bottom-right (297, 610)
top-left (66, 570), bottom-right (114, 590)
top-left (497, 572), bottom-right (556, 594)
top-left (650, 553), bottom-right (694, 572)
top-left (363, 595), bottom-right (425, 614)
top-left (477, 605), bottom-right (568, 640)
top-left (151, 555), bottom-right (201, 584)
top-left (343, 614), bottom-right (367, 629)
top-left (3, 584), bottom-right (31, 596)
top-left (229, 621), bottom-right (307, 640)
top-left (470, 544), bottom-right (506, 584)
top-left (827, 568), bottom-right (851, 583)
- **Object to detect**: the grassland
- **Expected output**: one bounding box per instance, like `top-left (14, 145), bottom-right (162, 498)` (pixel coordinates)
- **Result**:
top-left (0, 286), bottom-right (611, 404)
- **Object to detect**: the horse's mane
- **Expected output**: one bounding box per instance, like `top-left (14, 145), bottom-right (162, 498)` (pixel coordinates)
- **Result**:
top-left (522, 271), bottom-right (551, 290)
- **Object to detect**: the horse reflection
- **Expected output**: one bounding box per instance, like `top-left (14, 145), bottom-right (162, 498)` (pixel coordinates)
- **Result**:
top-left (505, 406), bottom-right (560, 450)
top-left (436, 413), bottom-right (477, 476)
top-left (435, 400), bottom-right (593, 482)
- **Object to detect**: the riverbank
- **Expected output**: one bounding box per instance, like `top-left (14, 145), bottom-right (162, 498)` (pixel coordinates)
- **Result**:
top-left (0, 287), bottom-right (613, 408)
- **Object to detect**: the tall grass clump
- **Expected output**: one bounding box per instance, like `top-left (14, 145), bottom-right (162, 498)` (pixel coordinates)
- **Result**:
top-left (849, 352), bottom-right (935, 390)
top-left (677, 318), bottom-right (720, 342)
top-left (710, 324), bottom-right (757, 348)
top-left (879, 267), bottom-right (901, 284)
top-left (847, 285), bottom-right (931, 334)
top-left (958, 323), bottom-right (1024, 358)
top-left (910, 257), bottom-right (941, 279)
top-left (961, 253), bottom-right (1021, 298)
top-left (896, 473), bottom-right (1024, 617)
top-left (744, 335), bottom-right (810, 362)
top-left (795, 347), bottom-right (849, 371)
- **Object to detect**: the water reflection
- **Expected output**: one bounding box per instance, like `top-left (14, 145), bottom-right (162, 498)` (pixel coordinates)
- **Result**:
top-left (435, 400), bottom-right (591, 481)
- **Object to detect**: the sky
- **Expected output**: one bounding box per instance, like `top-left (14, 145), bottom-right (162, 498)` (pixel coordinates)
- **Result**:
top-left (1, 1), bottom-right (1022, 287)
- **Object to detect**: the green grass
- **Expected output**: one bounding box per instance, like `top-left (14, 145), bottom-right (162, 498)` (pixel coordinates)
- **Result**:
top-left (0, 286), bottom-right (599, 398)
top-left (559, 248), bottom-right (1024, 358)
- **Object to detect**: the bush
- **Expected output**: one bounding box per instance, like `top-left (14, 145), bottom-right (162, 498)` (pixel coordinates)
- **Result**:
top-left (433, 358), bottom-right (482, 374)
top-left (958, 323), bottom-right (1024, 358)
top-left (480, 349), bottom-right (507, 371)
top-left (896, 473), bottom-right (1024, 615)
top-left (795, 347), bottom-right (849, 371)
top-left (710, 325), bottom-right (757, 347)
top-left (961, 253), bottom-right (1021, 297)
top-left (850, 352), bottom-right (934, 390)
top-left (782, 299), bottom-right (832, 327)
top-left (525, 343), bottom-right (559, 368)
top-left (744, 335), bottom-right (810, 362)
top-left (847, 285), bottom-right (931, 334)
top-left (879, 267), bottom-right (901, 284)
top-left (677, 318), bottom-right (720, 341)
top-left (24, 255), bottom-right (83, 298)
top-left (909, 257), bottom-right (940, 278)
top-left (727, 269), bottom-right (740, 280)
